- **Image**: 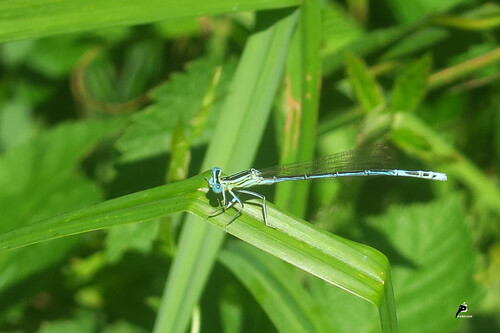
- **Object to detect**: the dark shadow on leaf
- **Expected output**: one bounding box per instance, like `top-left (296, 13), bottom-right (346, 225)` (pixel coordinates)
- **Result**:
top-left (359, 223), bottom-right (418, 269)
top-left (254, 7), bottom-right (298, 34)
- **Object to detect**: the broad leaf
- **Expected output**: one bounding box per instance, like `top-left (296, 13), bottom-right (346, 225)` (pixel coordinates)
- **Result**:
top-left (391, 54), bottom-right (432, 112)
top-left (345, 53), bottom-right (385, 113)
top-left (115, 58), bottom-right (235, 162)
top-left (0, 118), bottom-right (127, 293)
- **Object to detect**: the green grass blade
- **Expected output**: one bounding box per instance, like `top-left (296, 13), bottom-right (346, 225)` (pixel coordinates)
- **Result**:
top-left (153, 9), bottom-right (299, 333)
top-left (298, 0), bottom-right (322, 157)
top-left (189, 191), bottom-right (395, 319)
top-left (0, 174), bottom-right (204, 252)
top-left (322, 22), bottom-right (422, 75)
top-left (104, 63), bottom-right (224, 261)
top-left (428, 46), bottom-right (500, 89)
top-left (274, 0), bottom-right (322, 218)
top-left (0, 0), bottom-right (300, 42)
top-left (432, 13), bottom-right (500, 30)
top-left (273, 25), bottom-right (302, 212)
top-left (380, 28), bottom-right (449, 60)
top-left (0, 167), bottom-right (397, 331)
top-left (379, 275), bottom-right (398, 333)
top-left (219, 241), bottom-right (334, 332)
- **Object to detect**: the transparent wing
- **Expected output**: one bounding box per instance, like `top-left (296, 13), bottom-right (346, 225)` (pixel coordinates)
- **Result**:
top-left (257, 145), bottom-right (396, 178)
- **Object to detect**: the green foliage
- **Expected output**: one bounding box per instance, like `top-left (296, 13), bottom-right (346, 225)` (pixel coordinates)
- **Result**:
top-left (372, 195), bottom-right (477, 333)
top-left (390, 54), bottom-right (432, 112)
top-left (116, 58), bottom-right (235, 162)
top-left (154, 10), bottom-right (299, 332)
top-left (0, 0), bottom-right (301, 42)
top-left (219, 241), bottom-right (334, 332)
top-left (346, 53), bottom-right (385, 113)
top-left (0, 117), bottom-right (127, 323)
top-left (0, 1), bottom-right (497, 333)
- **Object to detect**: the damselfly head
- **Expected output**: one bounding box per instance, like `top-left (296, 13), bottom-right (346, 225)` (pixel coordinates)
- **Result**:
top-left (209, 167), bottom-right (223, 193)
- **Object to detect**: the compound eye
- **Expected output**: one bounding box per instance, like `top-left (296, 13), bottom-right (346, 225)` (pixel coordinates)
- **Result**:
top-left (213, 184), bottom-right (222, 193)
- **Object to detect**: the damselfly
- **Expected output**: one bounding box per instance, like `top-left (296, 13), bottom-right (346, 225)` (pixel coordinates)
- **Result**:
top-left (207, 145), bottom-right (447, 230)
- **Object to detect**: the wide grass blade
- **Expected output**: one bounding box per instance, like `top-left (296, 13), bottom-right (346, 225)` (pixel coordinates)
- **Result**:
top-left (0, 0), bottom-right (300, 42)
top-left (274, 0), bottom-right (322, 218)
top-left (219, 241), bottom-right (334, 332)
top-left (0, 169), bottom-right (397, 332)
top-left (153, 9), bottom-right (299, 333)
top-left (192, 185), bottom-right (397, 332)
top-left (0, 174), bottom-right (203, 252)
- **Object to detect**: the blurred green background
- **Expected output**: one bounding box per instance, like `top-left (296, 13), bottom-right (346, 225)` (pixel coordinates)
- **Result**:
top-left (0, 0), bottom-right (499, 332)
